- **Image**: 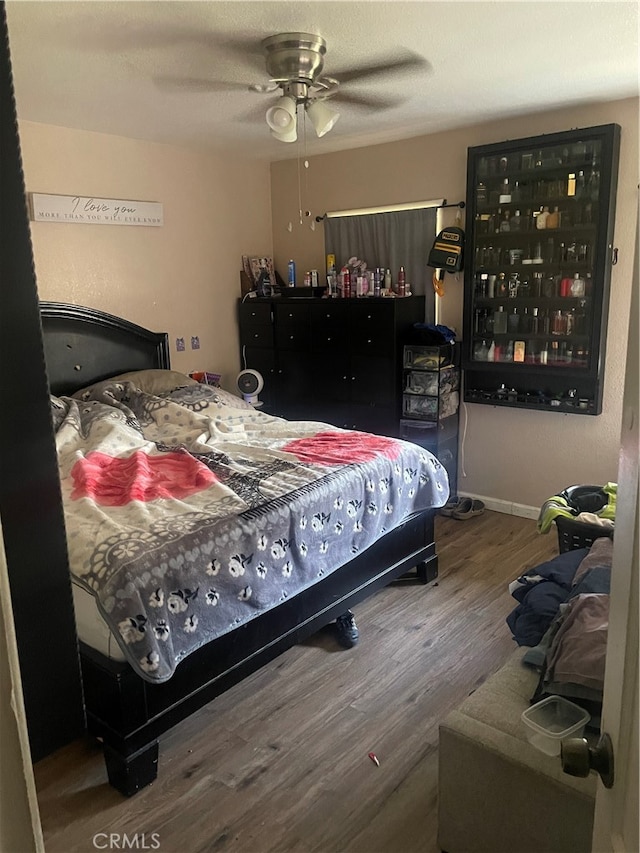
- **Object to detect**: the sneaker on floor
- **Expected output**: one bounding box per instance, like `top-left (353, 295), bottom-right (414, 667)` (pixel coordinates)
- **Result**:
top-left (440, 496), bottom-right (463, 517)
top-left (452, 497), bottom-right (485, 520)
top-left (335, 611), bottom-right (359, 648)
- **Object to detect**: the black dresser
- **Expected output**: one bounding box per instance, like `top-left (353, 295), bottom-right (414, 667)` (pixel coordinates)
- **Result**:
top-left (238, 295), bottom-right (425, 435)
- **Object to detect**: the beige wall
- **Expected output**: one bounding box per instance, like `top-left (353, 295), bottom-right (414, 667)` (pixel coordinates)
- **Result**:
top-left (19, 121), bottom-right (273, 391)
top-left (271, 97), bottom-right (639, 509)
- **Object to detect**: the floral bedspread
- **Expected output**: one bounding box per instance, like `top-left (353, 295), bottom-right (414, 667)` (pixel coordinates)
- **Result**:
top-left (52, 381), bottom-right (449, 682)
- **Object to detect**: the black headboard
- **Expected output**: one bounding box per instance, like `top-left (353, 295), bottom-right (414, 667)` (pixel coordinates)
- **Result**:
top-left (40, 302), bottom-right (170, 396)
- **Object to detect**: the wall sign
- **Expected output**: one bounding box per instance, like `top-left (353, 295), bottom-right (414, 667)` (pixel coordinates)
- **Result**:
top-left (28, 193), bottom-right (163, 226)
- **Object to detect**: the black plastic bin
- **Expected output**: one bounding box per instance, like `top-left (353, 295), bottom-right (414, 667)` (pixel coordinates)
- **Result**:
top-left (554, 484), bottom-right (614, 553)
top-left (555, 515), bottom-right (613, 554)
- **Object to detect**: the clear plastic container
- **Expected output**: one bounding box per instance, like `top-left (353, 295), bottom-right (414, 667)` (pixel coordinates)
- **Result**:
top-left (521, 696), bottom-right (590, 756)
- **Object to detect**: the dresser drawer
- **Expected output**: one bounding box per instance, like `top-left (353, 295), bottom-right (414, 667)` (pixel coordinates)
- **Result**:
top-left (311, 303), bottom-right (349, 325)
top-left (274, 302), bottom-right (312, 327)
top-left (349, 303), bottom-right (393, 330)
top-left (275, 326), bottom-right (311, 350)
top-left (243, 326), bottom-right (273, 348)
top-left (311, 321), bottom-right (348, 350)
top-left (239, 301), bottom-right (272, 327)
top-left (350, 325), bottom-right (395, 355)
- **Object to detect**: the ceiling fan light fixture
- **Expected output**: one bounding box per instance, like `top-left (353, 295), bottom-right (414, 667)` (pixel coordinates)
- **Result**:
top-left (265, 95), bottom-right (297, 132)
top-left (305, 99), bottom-right (340, 137)
top-left (270, 124), bottom-right (298, 143)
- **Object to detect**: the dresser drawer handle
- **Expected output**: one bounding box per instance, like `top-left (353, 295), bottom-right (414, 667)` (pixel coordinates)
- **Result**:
top-left (253, 333), bottom-right (259, 339)
top-left (326, 336), bottom-right (331, 342)
top-left (289, 335), bottom-right (294, 340)
top-left (288, 312), bottom-right (293, 318)
top-left (367, 339), bottom-right (372, 344)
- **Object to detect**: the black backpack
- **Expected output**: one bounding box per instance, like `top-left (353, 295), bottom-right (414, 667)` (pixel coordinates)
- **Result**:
top-left (427, 226), bottom-right (465, 273)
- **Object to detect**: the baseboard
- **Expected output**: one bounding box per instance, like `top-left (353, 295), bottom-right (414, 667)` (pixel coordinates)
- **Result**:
top-left (458, 493), bottom-right (539, 520)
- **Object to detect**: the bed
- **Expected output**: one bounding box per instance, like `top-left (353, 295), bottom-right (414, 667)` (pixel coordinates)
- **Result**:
top-left (40, 301), bottom-right (447, 796)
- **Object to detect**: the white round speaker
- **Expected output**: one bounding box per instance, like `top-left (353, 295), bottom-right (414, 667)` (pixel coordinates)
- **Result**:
top-left (236, 369), bottom-right (264, 406)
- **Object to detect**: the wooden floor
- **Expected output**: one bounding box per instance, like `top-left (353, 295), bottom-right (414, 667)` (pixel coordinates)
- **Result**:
top-left (34, 511), bottom-right (558, 853)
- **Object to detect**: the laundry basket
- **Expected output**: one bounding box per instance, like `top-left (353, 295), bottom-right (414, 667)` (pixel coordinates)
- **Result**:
top-left (555, 515), bottom-right (613, 554)
top-left (554, 484), bottom-right (614, 553)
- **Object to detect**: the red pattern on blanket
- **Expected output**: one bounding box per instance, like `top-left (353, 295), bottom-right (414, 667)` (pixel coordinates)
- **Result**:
top-left (71, 450), bottom-right (217, 506)
top-left (282, 431), bottom-right (401, 466)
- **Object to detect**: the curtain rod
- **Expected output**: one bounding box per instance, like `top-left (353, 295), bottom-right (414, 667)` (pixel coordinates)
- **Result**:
top-left (315, 198), bottom-right (465, 222)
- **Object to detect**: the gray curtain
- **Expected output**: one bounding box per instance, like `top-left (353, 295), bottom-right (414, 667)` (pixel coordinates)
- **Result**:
top-left (324, 206), bottom-right (438, 322)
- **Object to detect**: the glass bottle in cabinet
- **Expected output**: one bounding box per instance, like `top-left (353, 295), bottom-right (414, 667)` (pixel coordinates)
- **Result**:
top-left (463, 124), bottom-right (620, 415)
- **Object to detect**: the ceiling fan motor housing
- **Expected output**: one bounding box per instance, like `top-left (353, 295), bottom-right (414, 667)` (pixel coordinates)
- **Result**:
top-left (262, 33), bottom-right (327, 84)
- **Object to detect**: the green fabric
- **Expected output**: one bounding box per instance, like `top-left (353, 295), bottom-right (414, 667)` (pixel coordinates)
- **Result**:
top-left (537, 496), bottom-right (572, 533)
top-left (601, 482), bottom-right (617, 519)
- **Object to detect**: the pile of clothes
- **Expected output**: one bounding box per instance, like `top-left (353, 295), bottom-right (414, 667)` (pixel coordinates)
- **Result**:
top-left (506, 537), bottom-right (613, 726)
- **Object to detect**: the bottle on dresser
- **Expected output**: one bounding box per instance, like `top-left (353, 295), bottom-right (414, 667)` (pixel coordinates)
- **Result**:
top-left (373, 267), bottom-right (382, 297)
top-left (341, 266), bottom-right (352, 298)
top-left (398, 266), bottom-right (406, 297)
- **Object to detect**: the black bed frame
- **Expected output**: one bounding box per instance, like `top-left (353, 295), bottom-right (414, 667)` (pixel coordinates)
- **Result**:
top-left (41, 301), bottom-right (439, 796)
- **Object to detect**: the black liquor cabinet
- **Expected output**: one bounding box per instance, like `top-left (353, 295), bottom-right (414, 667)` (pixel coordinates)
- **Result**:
top-left (463, 123), bottom-right (620, 414)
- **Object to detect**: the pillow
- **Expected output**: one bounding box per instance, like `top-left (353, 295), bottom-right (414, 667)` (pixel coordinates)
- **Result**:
top-left (210, 387), bottom-right (254, 410)
top-left (164, 384), bottom-right (254, 411)
top-left (72, 369), bottom-right (198, 400)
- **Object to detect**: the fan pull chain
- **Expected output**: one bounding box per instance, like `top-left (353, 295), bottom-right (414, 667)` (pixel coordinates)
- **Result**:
top-left (302, 110), bottom-right (315, 230)
top-left (297, 103), bottom-right (304, 225)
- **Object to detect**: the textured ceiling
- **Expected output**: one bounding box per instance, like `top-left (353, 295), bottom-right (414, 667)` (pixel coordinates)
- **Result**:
top-left (5, 1), bottom-right (640, 162)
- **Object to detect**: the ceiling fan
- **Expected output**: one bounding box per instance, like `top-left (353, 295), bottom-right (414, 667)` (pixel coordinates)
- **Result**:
top-left (156, 32), bottom-right (430, 143)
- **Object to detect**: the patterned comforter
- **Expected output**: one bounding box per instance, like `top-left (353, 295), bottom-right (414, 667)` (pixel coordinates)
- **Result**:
top-left (52, 381), bottom-right (449, 682)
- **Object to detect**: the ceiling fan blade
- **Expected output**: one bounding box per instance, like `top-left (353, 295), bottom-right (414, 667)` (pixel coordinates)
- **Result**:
top-left (328, 91), bottom-right (401, 110)
top-left (234, 101), bottom-right (272, 125)
top-left (203, 33), bottom-right (266, 74)
top-left (154, 76), bottom-right (253, 94)
top-left (331, 52), bottom-right (431, 85)
top-left (74, 25), bottom-right (266, 75)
